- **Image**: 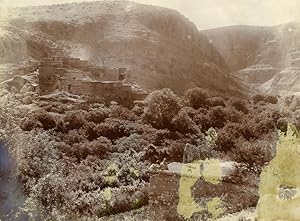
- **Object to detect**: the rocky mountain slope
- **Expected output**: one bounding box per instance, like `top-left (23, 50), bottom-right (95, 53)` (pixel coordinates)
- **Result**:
top-left (202, 22), bottom-right (300, 95)
top-left (0, 0), bottom-right (246, 96)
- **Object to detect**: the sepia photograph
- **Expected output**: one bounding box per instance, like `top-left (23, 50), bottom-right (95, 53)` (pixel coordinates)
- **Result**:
top-left (0, 0), bottom-right (300, 220)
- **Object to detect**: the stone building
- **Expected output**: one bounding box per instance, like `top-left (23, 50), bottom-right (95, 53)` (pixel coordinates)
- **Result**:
top-left (38, 56), bottom-right (147, 105)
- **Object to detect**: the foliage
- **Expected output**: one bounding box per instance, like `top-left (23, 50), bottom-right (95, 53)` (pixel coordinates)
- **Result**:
top-left (184, 87), bottom-right (209, 109)
top-left (21, 109), bottom-right (57, 131)
top-left (143, 88), bottom-right (182, 129)
top-left (63, 110), bottom-right (88, 130)
top-left (253, 93), bottom-right (278, 104)
top-left (4, 85), bottom-right (292, 220)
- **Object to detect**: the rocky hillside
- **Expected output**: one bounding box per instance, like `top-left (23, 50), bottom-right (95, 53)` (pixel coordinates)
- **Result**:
top-left (202, 22), bottom-right (300, 95)
top-left (0, 0), bottom-right (246, 96)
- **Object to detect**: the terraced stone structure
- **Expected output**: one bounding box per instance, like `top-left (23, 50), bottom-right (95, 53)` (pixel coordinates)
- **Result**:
top-left (38, 56), bottom-right (147, 105)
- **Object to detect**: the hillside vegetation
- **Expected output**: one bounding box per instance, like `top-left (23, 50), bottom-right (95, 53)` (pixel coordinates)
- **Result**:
top-left (1, 75), bottom-right (297, 219)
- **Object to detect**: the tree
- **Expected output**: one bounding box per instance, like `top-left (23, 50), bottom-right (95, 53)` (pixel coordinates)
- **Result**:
top-left (171, 109), bottom-right (200, 135)
top-left (184, 87), bottom-right (209, 109)
top-left (143, 88), bottom-right (182, 129)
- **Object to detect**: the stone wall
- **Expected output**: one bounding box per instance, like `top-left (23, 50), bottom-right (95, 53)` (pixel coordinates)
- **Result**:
top-left (39, 64), bottom-right (56, 94)
top-left (38, 56), bottom-right (147, 105)
top-left (56, 78), bottom-right (146, 106)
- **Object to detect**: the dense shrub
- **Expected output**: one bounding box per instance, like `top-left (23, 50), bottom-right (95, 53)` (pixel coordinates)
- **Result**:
top-left (141, 128), bottom-right (177, 146)
top-left (193, 110), bottom-right (211, 132)
top-left (114, 134), bottom-right (150, 153)
top-left (143, 89), bottom-right (182, 129)
top-left (95, 118), bottom-right (137, 140)
top-left (84, 122), bottom-right (98, 141)
top-left (58, 137), bottom-right (112, 160)
top-left (290, 96), bottom-right (300, 112)
top-left (131, 101), bottom-right (144, 117)
top-left (85, 107), bottom-right (110, 124)
top-left (253, 117), bottom-right (276, 138)
top-left (253, 94), bottom-right (265, 104)
top-left (293, 110), bottom-right (300, 130)
top-left (264, 94), bottom-right (278, 104)
top-left (208, 96), bottom-right (226, 107)
top-left (63, 129), bottom-right (87, 145)
top-left (276, 117), bottom-right (288, 132)
top-left (229, 98), bottom-right (249, 114)
top-left (215, 123), bottom-right (242, 152)
top-left (209, 106), bottom-right (230, 128)
top-left (12, 84), bottom-right (292, 220)
top-left (21, 109), bottom-right (57, 131)
top-left (63, 110), bottom-right (88, 130)
top-left (109, 104), bottom-right (136, 120)
top-left (184, 87), bottom-right (209, 109)
top-left (231, 138), bottom-right (273, 172)
top-left (42, 102), bottom-right (75, 114)
top-left (253, 93), bottom-right (278, 104)
top-left (163, 140), bottom-right (185, 162)
top-left (171, 109), bottom-right (200, 135)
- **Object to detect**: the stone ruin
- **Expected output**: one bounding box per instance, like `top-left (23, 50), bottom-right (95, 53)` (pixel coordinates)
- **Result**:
top-left (37, 56), bottom-right (148, 106)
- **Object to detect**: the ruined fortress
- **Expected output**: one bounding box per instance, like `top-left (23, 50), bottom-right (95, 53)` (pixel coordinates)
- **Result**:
top-left (21, 56), bottom-right (149, 105)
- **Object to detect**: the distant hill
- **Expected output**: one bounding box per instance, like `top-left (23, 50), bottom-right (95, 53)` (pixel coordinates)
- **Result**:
top-left (0, 0), bottom-right (246, 96)
top-left (202, 22), bottom-right (300, 95)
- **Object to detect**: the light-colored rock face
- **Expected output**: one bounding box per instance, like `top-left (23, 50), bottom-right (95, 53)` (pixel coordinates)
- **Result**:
top-left (202, 22), bottom-right (300, 95)
top-left (0, 0), bottom-right (245, 96)
top-left (238, 64), bottom-right (277, 85)
top-left (260, 66), bottom-right (300, 94)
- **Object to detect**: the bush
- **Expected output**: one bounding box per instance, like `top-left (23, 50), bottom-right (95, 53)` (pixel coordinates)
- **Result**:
top-left (21, 109), bottom-right (57, 131)
top-left (192, 110), bottom-right (211, 132)
top-left (253, 93), bottom-right (278, 104)
top-left (184, 87), bottom-right (209, 109)
top-left (228, 98), bottom-right (249, 114)
top-left (209, 106), bottom-right (230, 128)
top-left (114, 134), bottom-right (150, 153)
top-left (277, 117), bottom-right (288, 133)
top-left (59, 137), bottom-right (112, 160)
top-left (109, 104), bottom-right (136, 120)
top-left (63, 129), bottom-right (87, 145)
top-left (142, 128), bottom-right (176, 146)
top-left (290, 96), bottom-right (300, 112)
top-left (42, 102), bottom-right (75, 114)
top-left (63, 110), bottom-right (88, 130)
top-left (253, 94), bottom-right (265, 104)
top-left (208, 96), bottom-right (226, 107)
top-left (131, 102), bottom-right (144, 117)
top-left (253, 117), bottom-right (276, 138)
top-left (95, 118), bottom-right (137, 140)
top-left (143, 88), bottom-right (182, 129)
top-left (215, 123), bottom-right (242, 152)
top-left (231, 138), bottom-right (273, 172)
top-left (171, 109), bottom-right (200, 135)
top-left (85, 108), bottom-right (110, 124)
top-left (163, 140), bottom-right (185, 162)
top-left (264, 94), bottom-right (278, 104)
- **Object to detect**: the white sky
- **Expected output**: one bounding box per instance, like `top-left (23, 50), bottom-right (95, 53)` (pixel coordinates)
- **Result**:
top-left (1, 0), bottom-right (300, 30)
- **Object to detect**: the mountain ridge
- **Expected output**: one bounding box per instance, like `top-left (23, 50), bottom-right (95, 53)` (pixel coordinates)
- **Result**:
top-left (202, 22), bottom-right (300, 95)
top-left (0, 0), bottom-right (246, 96)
